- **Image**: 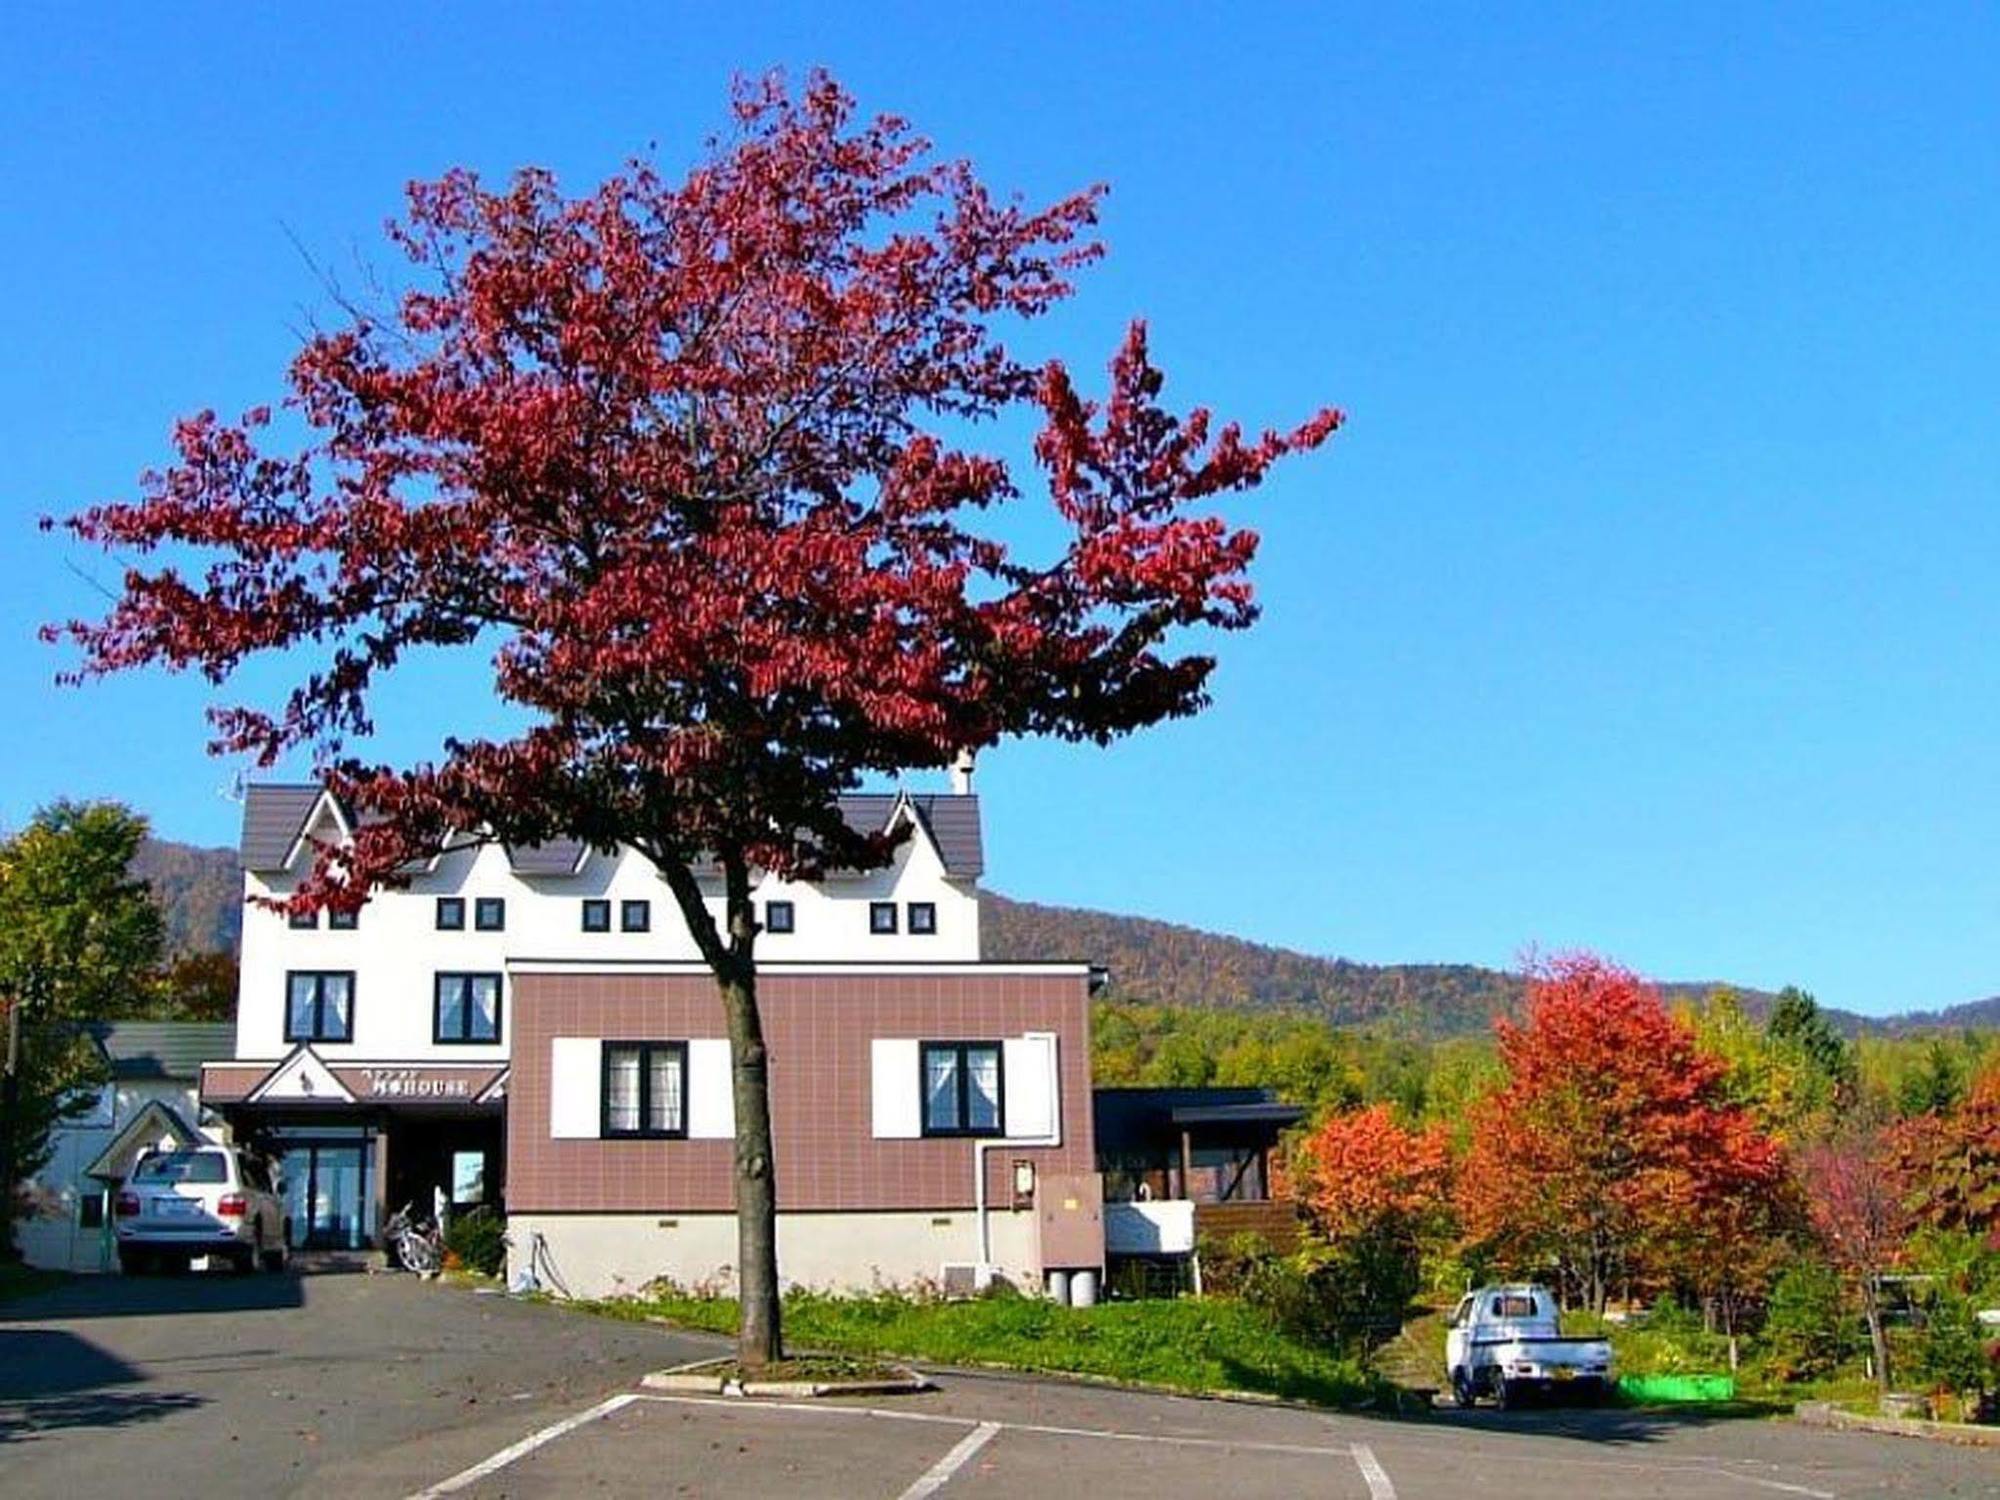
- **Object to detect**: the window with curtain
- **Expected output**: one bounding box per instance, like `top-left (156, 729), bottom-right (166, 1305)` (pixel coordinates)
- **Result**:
top-left (285, 971), bottom-right (354, 1042)
top-left (434, 973), bottom-right (501, 1044)
top-left (602, 1041), bottom-right (688, 1138)
top-left (920, 1041), bottom-right (1003, 1136)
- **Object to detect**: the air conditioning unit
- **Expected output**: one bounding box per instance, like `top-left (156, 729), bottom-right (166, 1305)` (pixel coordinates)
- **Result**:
top-left (939, 1261), bottom-right (1000, 1298)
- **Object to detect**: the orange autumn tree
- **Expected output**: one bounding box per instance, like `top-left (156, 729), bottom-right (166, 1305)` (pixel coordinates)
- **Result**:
top-left (1292, 1103), bottom-right (1453, 1319)
top-left (1296, 1103), bottom-right (1452, 1245)
top-left (1458, 953), bottom-right (1789, 1313)
top-left (1889, 1061), bottom-right (2000, 1239)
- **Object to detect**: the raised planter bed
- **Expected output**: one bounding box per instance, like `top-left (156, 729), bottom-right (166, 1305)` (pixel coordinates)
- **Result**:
top-left (642, 1354), bottom-right (930, 1399)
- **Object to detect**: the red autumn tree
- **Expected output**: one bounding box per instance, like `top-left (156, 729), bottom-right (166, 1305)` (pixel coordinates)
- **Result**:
top-left (1458, 952), bottom-right (1788, 1313)
top-left (43, 74), bottom-right (1339, 1365)
top-left (1295, 1102), bottom-right (1452, 1246)
top-left (1800, 1133), bottom-right (1906, 1392)
top-left (1889, 1063), bottom-right (2000, 1240)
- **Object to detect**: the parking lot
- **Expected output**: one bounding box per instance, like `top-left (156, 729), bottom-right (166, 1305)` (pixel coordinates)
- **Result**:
top-left (5, 1270), bottom-right (1999, 1498)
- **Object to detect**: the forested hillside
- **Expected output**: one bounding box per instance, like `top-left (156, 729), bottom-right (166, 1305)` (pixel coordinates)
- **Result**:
top-left (119, 836), bottom-right (1993, 1039)
top-left (130, 837), bottom-right (240, 954)
top-left (982, 891), bottom-right (1527, 1036)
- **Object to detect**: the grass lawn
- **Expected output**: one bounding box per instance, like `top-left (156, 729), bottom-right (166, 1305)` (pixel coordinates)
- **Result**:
top-left (587, 1288), bottom-right (1395, 1409)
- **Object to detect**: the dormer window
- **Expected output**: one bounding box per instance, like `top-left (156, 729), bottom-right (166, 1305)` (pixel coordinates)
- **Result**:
top-left (620, 899), bottom-right (651, 933)
top-left (581, 899), bottom-right (611, 933)
top-left (474, 897), bottom-right (506, 932)
top-left (764, 900), bottom-right (795, 935)
top-left (907, 902), bottom-right (937, 936)
top-left (869, 902), bottom-right (898, 935)
top-left (436, 898), bottom-right (465, 931)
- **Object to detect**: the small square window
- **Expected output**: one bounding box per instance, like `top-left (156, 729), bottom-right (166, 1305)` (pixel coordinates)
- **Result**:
top-left (869, 901), bottom-right (898, 935)
top-left (620, 899), bottom-right (651, 933)
top-left (328, 908), bottom-right (359, 931)
top-left (288, 907), bottom-right (318, 930)
top-left (436, 897), bottom-right (465, 931)
top-left (908, 902), bottom-right (937, 936)
top-left (582, 899), bottom-right (611, 933)
top-left (474, 897), bottom-right (506, 932)
top-left (764, 900), bottom-right (795, 935)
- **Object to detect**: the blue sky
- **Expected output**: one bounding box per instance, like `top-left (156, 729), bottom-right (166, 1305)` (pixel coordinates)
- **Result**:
top-left (3, 6), bottom-right (1995, 1014)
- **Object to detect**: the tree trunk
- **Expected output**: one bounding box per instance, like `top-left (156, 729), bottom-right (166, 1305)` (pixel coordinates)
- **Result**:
top-left (717, 960), bottom-right (782, 1368)
top-left (1862, 1282), bottom-right (1891, 1393)
top-left (652, 846), bottom-right (783, 1370)
top-left (0, 993), bottom-right (21, 1265)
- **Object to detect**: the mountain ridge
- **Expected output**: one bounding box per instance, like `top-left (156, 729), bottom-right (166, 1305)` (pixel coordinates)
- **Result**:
top-left (128, 835), bottom-right (2000, 1038)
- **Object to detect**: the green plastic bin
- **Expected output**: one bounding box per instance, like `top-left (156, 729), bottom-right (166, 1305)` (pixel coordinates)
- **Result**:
top-left (1617, 1373), bottom-right (1736, 1403)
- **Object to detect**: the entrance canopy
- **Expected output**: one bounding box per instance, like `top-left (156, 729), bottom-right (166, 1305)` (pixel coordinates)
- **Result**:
top-left (202, 1045), bottom-right (508, 1113)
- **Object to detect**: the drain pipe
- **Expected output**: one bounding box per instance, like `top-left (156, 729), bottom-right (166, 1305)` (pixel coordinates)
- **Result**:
top-left (974, 1031), bottom-right (1061, 1269)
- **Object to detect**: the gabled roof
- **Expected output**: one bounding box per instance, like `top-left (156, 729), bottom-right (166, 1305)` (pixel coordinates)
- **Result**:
top-left (84, 1099), bottom-right (205, 1182)
top-left (241, 784), bottom-right (984, 880)
top-left (87, 1023), bottom-right (235, 1082)
top-left (246, 1045), bottom-right (356, 1105)
top-left (836, 793), bottom-right (983, 879)
top-left (505, 840), bottom-right (588, 876)
top-left (240, 783), bottom-right (325, 870)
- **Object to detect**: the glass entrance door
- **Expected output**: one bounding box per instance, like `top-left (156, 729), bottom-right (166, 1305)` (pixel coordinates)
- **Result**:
top-left (280, 1143), bottom-right (373, 1249)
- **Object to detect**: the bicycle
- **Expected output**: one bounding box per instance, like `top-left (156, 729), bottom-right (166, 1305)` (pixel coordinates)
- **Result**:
top-left (384, 1201), bottom-right (444, 1274)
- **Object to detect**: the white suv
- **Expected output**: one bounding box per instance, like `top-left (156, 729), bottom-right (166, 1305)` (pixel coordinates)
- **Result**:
top-left (115, 1146), bottom-right (289, 1274)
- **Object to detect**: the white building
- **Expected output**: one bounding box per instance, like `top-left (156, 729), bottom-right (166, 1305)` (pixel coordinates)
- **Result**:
top-left (18, 1023), bottom-right (231, 1272)
top-left (202, 776), bottom-right (995, 1255)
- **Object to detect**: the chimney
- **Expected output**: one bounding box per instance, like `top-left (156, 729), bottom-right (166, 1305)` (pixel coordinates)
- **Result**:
top-left (950, 747), bottom-right (976, 796)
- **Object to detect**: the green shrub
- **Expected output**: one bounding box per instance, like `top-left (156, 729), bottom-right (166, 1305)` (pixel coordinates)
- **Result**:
top-left (1763, 1261), bottom-right (1850, 1382)
top-left (1611, 1299), bottom-right (1733, 1377)
top-left (443, 1206), bottom-right (507, 1277)
top-left (1914, 1290), bottom-right (1991, 1400)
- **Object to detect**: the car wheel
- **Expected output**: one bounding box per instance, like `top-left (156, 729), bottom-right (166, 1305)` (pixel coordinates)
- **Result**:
top-left (1450, 1368), bottom-right (1476, 1408)
top-left (231, 1243), bottom-right (258, 1275)
top-left (1497, 1378), bottom-right (1518, 1410)
top-left (117, 1246), bottom-right (148, 1276)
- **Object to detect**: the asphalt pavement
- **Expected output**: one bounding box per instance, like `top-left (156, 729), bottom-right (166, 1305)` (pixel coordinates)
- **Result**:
top-left (4, 1268), bottom-right (1998, 1498)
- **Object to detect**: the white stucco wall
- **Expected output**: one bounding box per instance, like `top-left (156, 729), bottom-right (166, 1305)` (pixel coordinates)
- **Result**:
top-left (237, 801), bottom-right (981, 1065)
top-left (508, 1208), bottom-right (1040, 1301)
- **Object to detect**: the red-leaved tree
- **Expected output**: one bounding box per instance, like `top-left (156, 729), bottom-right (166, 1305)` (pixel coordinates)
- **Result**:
top-left (1458, 952), bottom-right (1787, 1313)
top-left (1800, 1133), bottom-right (1906, 1392)
top-left (42, 74), bottom-right (1339, 1364)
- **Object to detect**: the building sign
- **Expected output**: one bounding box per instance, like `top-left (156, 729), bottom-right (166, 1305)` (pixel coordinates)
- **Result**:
top-left (354, 1068), bottom-right (475, 1100)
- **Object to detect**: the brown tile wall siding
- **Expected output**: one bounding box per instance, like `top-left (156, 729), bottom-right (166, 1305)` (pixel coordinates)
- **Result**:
top-left (506, 970), bottom-right (1095, 1214)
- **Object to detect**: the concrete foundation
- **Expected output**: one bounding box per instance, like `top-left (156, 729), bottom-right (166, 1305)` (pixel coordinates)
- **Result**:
top-left (509, 1208), bottom-right (1041, 1300)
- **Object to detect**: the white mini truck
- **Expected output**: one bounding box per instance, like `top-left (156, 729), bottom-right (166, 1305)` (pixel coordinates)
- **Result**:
top-left (1446, 1284), bottom-right (1613, 1407)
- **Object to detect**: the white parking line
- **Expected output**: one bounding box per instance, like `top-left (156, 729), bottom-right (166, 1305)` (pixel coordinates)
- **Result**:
top-left (895, 1421), bottom-right (1000, 1499)
top-left (1352, 1441), bottom-right (1398, 1499)
top-left (407, 1390), bottom-right (641, 1497)
top-left (410, 1388), bottom-right (1391, 1498)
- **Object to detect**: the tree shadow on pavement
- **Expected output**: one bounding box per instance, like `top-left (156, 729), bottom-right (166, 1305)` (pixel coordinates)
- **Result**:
top-left (0, 1267), bottom-right (305, 1324)
top-left (0, 1328), bottom-right (204, 1444)
top-left (1422, 1398), bottom-right (1783, 1445)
